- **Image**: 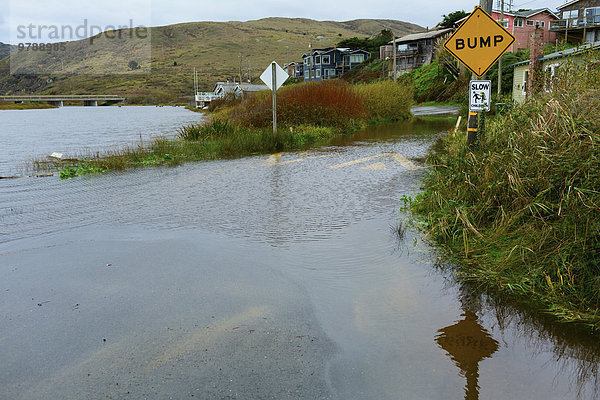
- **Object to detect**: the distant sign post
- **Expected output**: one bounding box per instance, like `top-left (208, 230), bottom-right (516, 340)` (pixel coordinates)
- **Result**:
top-left (260, 62), bottom-right (289, 135)
top-left (469, 80), bottom-right (491, 112)
top-left (443, 6), bottom-right (515, 77)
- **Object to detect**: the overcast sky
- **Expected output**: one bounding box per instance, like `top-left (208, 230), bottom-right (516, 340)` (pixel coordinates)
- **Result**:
top-left (1, 0), bottom-right (568, 44)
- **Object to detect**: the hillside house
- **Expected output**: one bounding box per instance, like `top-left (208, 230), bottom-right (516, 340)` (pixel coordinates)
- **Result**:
top-left (550, 0), bottom-right (600, 44)
top-left (301, 48), bottom-right (370, 81)
top-left (284, 62), bottom-right (303, 79)
top-left (511, 40), bottom-right (600, 103)
top-left (381, 28), bottom-right (453, 75)
top-left (492, 9), bottom-right (558, 51)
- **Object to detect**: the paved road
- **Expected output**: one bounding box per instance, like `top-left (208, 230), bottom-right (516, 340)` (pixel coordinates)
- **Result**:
top-left (411, 105), bottom-right (461, 116)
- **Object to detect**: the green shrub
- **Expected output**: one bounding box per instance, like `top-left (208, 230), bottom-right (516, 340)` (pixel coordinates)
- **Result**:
top-left (355, 80), bottom-right (414, 121)
top-left (178, 119), bottom-right (236, 141)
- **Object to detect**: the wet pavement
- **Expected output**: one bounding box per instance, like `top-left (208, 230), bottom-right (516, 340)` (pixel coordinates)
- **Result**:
top-left (2, 113), bottom-right (600, 399)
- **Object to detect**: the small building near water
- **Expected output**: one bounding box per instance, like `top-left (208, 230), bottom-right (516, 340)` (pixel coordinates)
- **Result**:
top-left (196, 81), bottom-right (269, 108)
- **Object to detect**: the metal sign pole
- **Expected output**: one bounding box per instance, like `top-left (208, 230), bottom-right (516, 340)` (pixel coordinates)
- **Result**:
top-left (272, 63), bottom-right (277, 136)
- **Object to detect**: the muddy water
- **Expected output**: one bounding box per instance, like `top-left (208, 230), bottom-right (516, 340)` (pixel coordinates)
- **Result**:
top-left (1, 112), bottom-right (600, 399)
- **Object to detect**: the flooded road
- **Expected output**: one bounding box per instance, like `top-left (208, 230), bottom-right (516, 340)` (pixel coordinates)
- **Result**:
top-left (1, 110), bottom-right (600, 399)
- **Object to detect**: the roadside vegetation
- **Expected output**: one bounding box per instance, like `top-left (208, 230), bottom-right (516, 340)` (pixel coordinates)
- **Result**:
top-left (0, 102), bottom-right (58, 110)
top-left (411, 56), bottom-right (600, 328)
top-left (39, 80), bottom-right (413, 178)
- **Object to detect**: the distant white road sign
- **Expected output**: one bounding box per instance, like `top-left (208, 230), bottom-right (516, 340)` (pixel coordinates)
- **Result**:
top-left (469, 80), bottom-right (491, 112)
top-left (260, 62), bottom-right (289, 91)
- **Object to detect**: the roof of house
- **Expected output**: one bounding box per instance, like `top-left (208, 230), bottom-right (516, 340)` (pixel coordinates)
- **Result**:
top-left (301, 47), bottom-right (370, 58)
top-left (557, 0), bottom-right (584, 10)
top-left (511, 40), bottom-right (600, 67)
top-left (511, 8), bottom-right (558, 19)
top-left (391, 28), bottom-right (453, 44)
top-left (238, 83), bottom-right (269, 92)
top-left (456, 8), bottom-right (559, 24)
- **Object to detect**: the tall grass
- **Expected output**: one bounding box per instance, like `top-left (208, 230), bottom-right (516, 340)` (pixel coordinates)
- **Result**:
top-left (355, 80), bottom-right (414, 121)
top-left (216, 79), bottom-right (413, 129)
top-left (218, 80), bottom-right (368, 130)
top-left (413, 54), bottom-right (600, 328)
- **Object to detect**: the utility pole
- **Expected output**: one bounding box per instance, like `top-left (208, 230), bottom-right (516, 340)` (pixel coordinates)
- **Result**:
top-left (239, 53), bottom-right (243, 84)
top-left (498, 0), bottom-right (504, 95)
top-left (392, 31), bottom-right (397, 82)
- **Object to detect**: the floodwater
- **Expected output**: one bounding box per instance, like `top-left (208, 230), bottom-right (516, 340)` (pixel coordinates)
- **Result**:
top-left (0, 106), bottom-right (205, 176)
top-left (1, 108), bottom-right (600, 399)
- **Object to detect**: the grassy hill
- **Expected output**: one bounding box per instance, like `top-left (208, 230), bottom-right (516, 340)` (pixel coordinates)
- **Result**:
top-left (0, 43), bottom-right (11, 60)
top-left (0, 18), bottom-right (422, 103)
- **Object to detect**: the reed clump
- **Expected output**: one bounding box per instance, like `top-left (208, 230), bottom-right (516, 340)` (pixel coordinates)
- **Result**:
top-left (355, 80), bottom-right (414, 121)
top-left (413, 55), bottom-right (600, 328)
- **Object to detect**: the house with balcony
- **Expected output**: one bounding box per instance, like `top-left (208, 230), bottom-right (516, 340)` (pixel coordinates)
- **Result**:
top-left (550, 0), bottom-right (600, 44)
top-left (492, 9), bottom-right (559, 51)
top-left (381, 28), bottom-right (453, 75)
top-left (301, 48), bottom-right (370, 82)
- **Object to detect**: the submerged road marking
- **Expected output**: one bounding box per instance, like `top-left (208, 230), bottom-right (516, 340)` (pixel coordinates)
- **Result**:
top-left (329, 153), bottom-right (419, 171)
top-left (361, 162), bottom-right (387, 170)
top-left (263, 152), bottom-right (328, 166)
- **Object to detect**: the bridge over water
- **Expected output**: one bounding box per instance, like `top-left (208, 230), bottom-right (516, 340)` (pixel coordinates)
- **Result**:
top-left (0, 95), bottom-right (126, 107)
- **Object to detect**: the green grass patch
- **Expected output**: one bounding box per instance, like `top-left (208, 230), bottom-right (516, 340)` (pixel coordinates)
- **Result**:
top-left (0, 102), bottom-right (58, 110)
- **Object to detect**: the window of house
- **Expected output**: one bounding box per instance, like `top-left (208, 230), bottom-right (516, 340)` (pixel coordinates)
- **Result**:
top-left (563, 9), bottom-right (579, 26)
top-left (498, 19), bottom-right (509, 28)
top-left (425, 39), bottom-right (432, 45)
top-left (526, 20), bottom-right (534, 26)
top-left (541, 21), bottom-right (545, 27)
top-left (407, 57), bottom-right (413, 65)
top-left (329, 69), bottom-right (336, 77)
top-left (322, 55), bottom-right (330, 64)
top-left (315, 55), bottom-right (321, 65)
top-left (304, 70), bottom-right (309, 79)
top-left (349, 54), bottom-right (364, 63)
top-left (514, 18), bottom-right (523, 27)
top-left (316, 69), bottom-right (321, 78)
top-left (398, 44), bottom-right (408, 51)
top-left (586, 7), bottom-right (600, 24)
top-left (563, 9), bottom-right (579, 19)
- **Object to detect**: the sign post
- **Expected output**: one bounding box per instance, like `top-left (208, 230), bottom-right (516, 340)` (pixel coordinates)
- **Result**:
top-left (260, 61), bottom-right (289, 136)
top-left (443, 5), bottom-right (515, 146)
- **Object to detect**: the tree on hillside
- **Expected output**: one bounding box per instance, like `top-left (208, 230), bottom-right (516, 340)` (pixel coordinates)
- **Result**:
top-left (336, 29), bottom-right (393, 55)
top-left (439, 11), bottom-right (469, 28)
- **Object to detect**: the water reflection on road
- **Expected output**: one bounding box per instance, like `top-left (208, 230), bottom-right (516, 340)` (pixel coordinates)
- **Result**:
top-left (1, 116), bottom-right (600, 399)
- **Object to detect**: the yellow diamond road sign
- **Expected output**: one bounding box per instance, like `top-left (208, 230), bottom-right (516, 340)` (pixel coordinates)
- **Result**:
top-left (444, 7), bottom-right (515, 77)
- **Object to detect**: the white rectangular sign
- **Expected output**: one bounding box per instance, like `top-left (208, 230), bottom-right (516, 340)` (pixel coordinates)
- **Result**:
top-left (469, 80), bottom-right (491, 112)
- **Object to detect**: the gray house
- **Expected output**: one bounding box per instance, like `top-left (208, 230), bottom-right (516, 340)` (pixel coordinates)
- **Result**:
top-left (551, 0), bottom-right (600, 44)
top-left (301, 48), bottom-right (370, 82)
top-left (381, 28), bottom-right (453, 75)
